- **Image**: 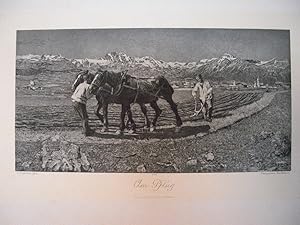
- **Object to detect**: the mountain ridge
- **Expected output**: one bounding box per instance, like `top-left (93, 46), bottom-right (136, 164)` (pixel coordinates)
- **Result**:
top-left (16, 52), bottom-right (290, 84)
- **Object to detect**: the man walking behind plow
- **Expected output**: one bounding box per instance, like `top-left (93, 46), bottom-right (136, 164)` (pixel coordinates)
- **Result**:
top-left (191, 74), bottom-right (213, 122)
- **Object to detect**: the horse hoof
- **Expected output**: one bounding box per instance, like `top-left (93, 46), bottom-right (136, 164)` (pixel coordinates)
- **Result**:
top-left (101, 128), bottom-right (108, 133)
top-left (141, 126), bottom-right (148, 131)
top-left (150, 127), bottom-right (156, 132)
top-left (116, 130), bottom-right (124, 135)
top-left (128, 129), bottom-right (136, 134)
top-left (175, 126), bottom-right (181, 133)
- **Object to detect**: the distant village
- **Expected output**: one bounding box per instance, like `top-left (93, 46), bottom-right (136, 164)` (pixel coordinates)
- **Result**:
top-left (171, 77), bottom-right (291, 90)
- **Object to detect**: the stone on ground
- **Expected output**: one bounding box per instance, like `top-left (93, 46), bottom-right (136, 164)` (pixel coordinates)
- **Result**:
top-left (205, 152), bottom-right (215, 161)
top-left (136, 164), bottom-right (146, 173)
top-left (186, 159), bottom-right (198, 166)
top-left (41, 135), bottom-right (94, 172)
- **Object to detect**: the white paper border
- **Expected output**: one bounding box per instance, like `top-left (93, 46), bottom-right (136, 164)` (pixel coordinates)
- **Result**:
top-left (1, 0), bottom-right (300, 224)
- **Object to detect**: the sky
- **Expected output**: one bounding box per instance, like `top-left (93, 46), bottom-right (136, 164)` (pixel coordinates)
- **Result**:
top-left (16, 28), bottom-right (290, 62)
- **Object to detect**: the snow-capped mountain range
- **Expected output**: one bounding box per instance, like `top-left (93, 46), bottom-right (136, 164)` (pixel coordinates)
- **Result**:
top-left (16, 52), bottom-right (290, 84)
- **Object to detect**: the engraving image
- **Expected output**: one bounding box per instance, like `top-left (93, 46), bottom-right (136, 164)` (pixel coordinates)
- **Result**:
top-left (15, 29), bottom-right (291, 173)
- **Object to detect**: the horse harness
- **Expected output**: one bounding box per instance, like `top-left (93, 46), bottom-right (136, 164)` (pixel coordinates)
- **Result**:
top-left (108, 71), bottom-right (165, 104)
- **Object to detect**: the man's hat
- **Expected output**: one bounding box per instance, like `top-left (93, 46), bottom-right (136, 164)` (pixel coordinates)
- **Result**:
top-left (196, 73), bottom-right (204, 82)
top-left (82, 71), bottom-right (89, 78)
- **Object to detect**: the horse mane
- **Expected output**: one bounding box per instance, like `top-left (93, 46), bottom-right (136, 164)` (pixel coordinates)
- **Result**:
top-left (101, 70), bottom-right (123, 88)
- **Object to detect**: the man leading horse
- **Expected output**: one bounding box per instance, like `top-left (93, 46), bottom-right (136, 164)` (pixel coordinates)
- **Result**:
top-left (71, 70), bottom-right (95, 136)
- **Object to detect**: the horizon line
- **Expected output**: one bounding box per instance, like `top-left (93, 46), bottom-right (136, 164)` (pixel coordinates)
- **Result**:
top-left (15, 52), bottom-right (290, 63)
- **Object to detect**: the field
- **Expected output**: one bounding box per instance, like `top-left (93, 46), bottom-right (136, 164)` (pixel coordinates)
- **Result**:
top-left (15, 73), bottom-right (291, 173)
top-left (16, 89), bottom-right (263, 131)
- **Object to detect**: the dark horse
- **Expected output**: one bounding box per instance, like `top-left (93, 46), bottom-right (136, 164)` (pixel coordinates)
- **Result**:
top-left (89, 69), bottom-right (183, 133)
top-left (72, 70), bottom-right (156, 133)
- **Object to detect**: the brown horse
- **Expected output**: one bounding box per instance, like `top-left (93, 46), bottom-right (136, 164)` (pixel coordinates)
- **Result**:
top-left (72, 70), bottom-right (155, 133)
top-left (89, 69), bottom-right (182, 134)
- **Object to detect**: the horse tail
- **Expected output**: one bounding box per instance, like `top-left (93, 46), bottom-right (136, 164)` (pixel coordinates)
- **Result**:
top-left (169, 81), bottom-right (174, 94)
top-left (161, 76), bottom-right (174, 94)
